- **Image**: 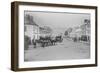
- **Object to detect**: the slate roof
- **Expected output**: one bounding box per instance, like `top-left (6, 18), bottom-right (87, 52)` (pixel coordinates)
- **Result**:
top-left (24, 14), bottom-right (38, 26)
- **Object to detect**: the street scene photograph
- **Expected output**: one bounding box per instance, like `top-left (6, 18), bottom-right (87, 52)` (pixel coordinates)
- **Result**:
top-left (24, 11), bottom-right (91, 62)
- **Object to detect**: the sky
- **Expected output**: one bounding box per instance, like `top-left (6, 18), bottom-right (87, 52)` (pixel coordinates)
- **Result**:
top-left (24, 11), bottom-right (90, 35)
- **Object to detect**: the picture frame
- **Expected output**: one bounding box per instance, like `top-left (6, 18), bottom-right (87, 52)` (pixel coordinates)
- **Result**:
top-left (11, 1), bottom-right (98, 71)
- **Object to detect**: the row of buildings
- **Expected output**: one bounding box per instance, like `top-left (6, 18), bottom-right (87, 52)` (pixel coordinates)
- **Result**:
top-left (24, 14), bottom-right (90, 43)
top-left (24, 14), bottom-right (52, 41)
top-left (69, 19), bottom-right (90, 42)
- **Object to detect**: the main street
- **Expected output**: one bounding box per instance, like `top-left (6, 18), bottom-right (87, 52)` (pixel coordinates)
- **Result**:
top-left (24, 38), bottom-right (90, 61)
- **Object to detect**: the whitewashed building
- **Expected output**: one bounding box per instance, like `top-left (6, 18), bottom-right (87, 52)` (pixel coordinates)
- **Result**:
top-left (24, 14), bottom-right (40, 41)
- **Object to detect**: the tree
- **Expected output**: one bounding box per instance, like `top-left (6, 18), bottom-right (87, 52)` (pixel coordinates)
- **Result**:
top-left (24, 35), bottom-right (31, 50)
top-left (64, 30), bottom-right (68, 36)
top-left (67, 28), bottom-right (72, 33)
top-left (43, 26), bottom-right (53, 33)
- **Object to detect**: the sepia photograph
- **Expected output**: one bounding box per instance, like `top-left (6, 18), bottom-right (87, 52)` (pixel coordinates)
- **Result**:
top-left (24, 11), bottom-right (91, 62)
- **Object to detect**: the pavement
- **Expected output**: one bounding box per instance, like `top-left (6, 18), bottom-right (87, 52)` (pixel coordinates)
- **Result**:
top-left (24, 38), bottom-right (90, 61)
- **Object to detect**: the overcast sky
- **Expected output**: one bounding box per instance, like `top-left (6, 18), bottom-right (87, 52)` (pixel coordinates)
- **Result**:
top-left (24, 11), bottom-right (90, 35)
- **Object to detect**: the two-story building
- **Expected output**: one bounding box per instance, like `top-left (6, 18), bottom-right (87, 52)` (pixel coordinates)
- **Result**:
top-left (24, 14), bottom-right (40, 43)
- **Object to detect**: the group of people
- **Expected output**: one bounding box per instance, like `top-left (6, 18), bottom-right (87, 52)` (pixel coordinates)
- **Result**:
top-left (32, 35), bottom-right (63, 48)
top-left (72, 35), bottom-right (90, 42)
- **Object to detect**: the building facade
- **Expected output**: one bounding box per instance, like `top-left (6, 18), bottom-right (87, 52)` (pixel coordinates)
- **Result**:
top-left (24, 14), bottom-right (40, 42)
top-left (69, 19), bottom-right (90, 42)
